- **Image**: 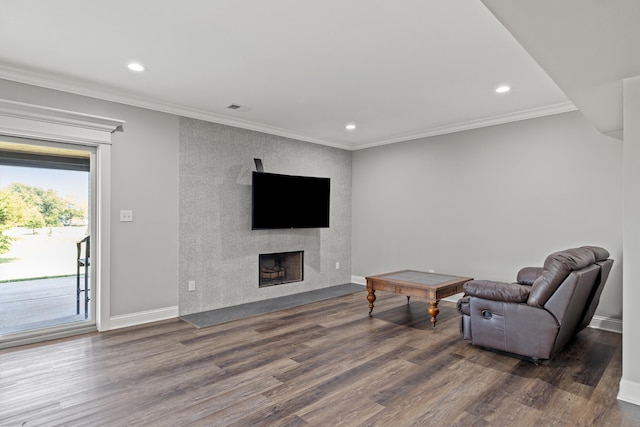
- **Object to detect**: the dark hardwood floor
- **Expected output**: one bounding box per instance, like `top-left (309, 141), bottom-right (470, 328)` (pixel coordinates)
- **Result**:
top-left (1, 291), bottom-right (639, 426)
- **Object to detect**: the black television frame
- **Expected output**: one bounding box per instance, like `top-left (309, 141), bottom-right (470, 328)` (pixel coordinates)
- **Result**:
top-left (251, 172), bottom-right (330, 230)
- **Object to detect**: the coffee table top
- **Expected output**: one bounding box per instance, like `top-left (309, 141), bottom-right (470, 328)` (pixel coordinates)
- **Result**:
top-left (366, 269), bottom-right (472, 288)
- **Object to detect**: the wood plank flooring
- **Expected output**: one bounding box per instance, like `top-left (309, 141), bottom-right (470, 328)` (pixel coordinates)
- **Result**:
top-left (1, 291), bottom-right (639, 426)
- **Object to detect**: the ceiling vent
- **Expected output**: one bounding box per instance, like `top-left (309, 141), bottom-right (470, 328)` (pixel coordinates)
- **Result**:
top-left (227, 104), bottom-right (251, 112)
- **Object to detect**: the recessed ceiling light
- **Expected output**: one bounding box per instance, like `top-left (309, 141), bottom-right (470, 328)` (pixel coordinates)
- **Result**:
top-left (495, 85), bottom-right (511, 94)
top-left (127, 62), bottom-right (145, 72)
top-left (345, 123), bottom-right (356, 131)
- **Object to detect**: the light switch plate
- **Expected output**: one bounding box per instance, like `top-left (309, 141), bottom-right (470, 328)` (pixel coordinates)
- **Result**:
top-left (120, 210), bottom-right (133, 222)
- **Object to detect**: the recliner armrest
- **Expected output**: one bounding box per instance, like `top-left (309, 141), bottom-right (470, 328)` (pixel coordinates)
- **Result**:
top-left (517, 267), bottom-right (544, 285)
top-left (464, 280), bottom-right (530, 303)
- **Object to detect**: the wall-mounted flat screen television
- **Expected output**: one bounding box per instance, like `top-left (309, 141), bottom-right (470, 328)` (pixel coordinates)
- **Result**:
top-left (252, 172), bottom-right (330, 229)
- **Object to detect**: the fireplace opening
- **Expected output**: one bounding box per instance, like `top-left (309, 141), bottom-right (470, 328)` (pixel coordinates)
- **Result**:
top-left (259, 251), bottom-right (303, 287)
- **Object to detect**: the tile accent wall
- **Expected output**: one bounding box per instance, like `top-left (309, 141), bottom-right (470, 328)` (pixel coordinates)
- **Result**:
top-left (178, 117), bottom-right (352, 316)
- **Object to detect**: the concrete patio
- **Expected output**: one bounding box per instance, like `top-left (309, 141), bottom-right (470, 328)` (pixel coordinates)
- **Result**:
top-left (0, 275), bottom-right (89, 335)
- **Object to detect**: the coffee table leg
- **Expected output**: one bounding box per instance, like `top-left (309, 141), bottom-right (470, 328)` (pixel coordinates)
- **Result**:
top-left (427, 300), bottom-right (440, 328)
top-left (367, 289), bottom-right (376, 315)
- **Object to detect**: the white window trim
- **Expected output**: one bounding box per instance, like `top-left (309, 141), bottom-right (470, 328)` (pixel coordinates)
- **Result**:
top-left (0, 98), bottom-right (125, 331)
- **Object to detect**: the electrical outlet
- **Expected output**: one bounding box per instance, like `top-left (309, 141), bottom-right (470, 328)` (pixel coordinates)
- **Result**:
top-left (335, 261), bottom-right (340, 270)
top-left (188, 280), bottom-right (196, 291)
top-left (120, 210), bottom-right (133, 222)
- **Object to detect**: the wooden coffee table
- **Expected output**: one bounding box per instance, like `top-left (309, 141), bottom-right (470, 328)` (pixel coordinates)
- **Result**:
top-left (366, 270), bottom-right (473, 328)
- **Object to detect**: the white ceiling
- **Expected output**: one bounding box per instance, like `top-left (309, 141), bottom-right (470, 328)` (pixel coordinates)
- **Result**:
top-left (483, 0), bottom-right (640, 141)
top-left (0, 1), bottom-right (578, 150)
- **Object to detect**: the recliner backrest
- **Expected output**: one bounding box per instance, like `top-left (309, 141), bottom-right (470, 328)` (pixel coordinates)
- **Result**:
top-left (577, 258), bottom-right (614, 331)
top-left (545, 264), bottom-right (601, 356)
top-left (527, 247), bottom-right (603, 307)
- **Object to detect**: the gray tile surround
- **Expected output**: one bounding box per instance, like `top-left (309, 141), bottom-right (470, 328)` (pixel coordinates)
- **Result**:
top-left (178, 118), bottom-right (352, 316)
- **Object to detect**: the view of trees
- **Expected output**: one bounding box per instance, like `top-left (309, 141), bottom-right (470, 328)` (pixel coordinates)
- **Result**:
top-left (0, 183), bottom-right (87, 254)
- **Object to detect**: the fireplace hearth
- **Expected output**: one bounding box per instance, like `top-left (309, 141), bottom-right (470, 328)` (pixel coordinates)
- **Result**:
top-left (259, 251), bottom-right (303, 287)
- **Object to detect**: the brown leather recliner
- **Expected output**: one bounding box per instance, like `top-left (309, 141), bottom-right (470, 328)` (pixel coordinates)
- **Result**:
top-left (457, 246), bottom-right (613, 360)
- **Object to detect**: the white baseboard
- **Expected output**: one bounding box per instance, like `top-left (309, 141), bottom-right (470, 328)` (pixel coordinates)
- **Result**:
top-left (109, 306), bottom-right (179, 330)
top-left (589, 315), bottom-right (622, 334)
top-left (351, 275), bottom-right (366, 285)
top-left (443, 293), bottom-right (465, 303)
top-left (618, 378), bottom-right (640, 406)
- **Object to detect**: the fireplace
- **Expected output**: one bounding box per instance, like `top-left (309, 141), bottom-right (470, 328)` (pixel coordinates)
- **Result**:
top-left (259, 251), bottom-right (303, 287)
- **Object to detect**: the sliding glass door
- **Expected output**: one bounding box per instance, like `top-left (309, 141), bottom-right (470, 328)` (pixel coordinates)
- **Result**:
top-left (0, 139), bottom-right (96, 342)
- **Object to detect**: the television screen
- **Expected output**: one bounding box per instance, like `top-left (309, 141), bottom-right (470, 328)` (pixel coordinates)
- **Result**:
top-left (252, 172), bottom-right (330, 229)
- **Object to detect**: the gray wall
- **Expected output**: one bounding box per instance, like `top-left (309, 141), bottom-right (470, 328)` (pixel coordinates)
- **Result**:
top-left (352, 111), bottom-right (623, 319)
top-left (178, 117), bottom-right (352, 315)
top-left (621, 76), bottom-right (640, 400)
top-left (0, 79), bottom-right (179, 317)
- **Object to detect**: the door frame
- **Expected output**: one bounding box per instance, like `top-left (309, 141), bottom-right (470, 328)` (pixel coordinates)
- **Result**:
top-left (0, 98), bottom-right (124, 333)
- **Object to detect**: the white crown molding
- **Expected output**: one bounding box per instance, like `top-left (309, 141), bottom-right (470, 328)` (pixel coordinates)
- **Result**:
top-left (0, 98), bottom-right (124, 132)
top-left (0, 66), bottom-right (351, 150)
top-left (0, 65), bottom-right (575, 151)
top-left (354, 101), bottom-right (578, 150)
top-left (603, 129), bottom-right (623, 141)
top-left (0, 98), bottom-right (124, 144)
